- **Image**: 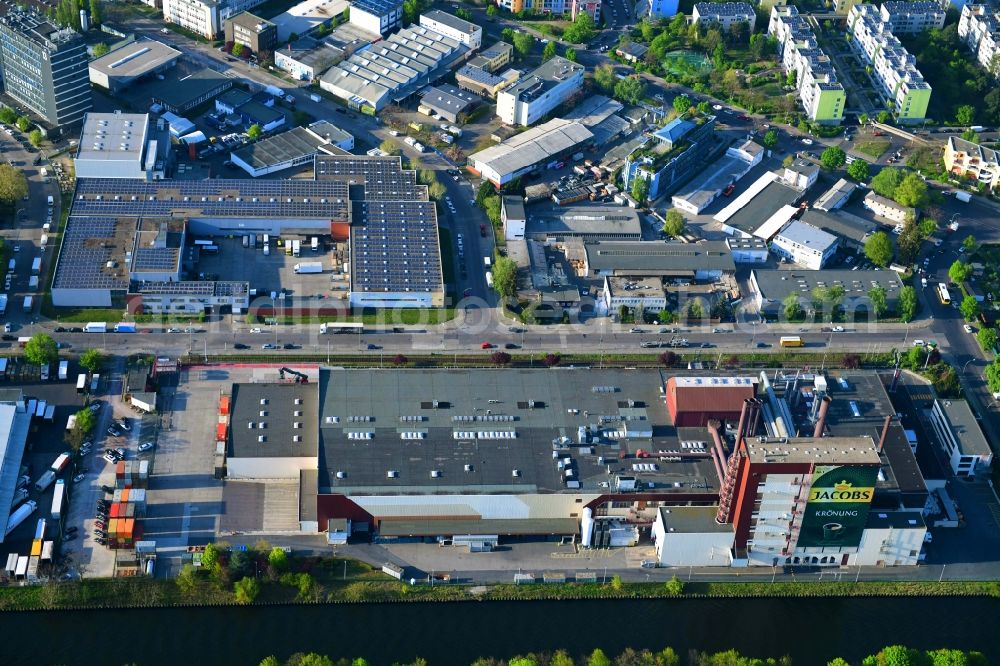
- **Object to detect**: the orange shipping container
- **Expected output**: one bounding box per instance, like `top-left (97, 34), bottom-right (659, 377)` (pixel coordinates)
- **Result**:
top-left (216, 422), bottom-right (228, 441)
top-left (219, 395), bottom-right (231, 415)
top-left (123, 519), bottom-right (135, 537)
top-left (31, 539), bottom-right (42, 556)
top-left (108, 518), bottom-right (118, 536)
top-left (121, 488), bottom-right (130, 503)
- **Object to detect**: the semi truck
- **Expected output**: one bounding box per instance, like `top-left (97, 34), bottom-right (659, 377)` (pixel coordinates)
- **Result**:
top-left (5, 501), bottom-right (36, 536)
top-left (954, 191), bottom-right (971, 203)
top-left (22, 296), bottom-right (31, 313)
top-left (33, 470), bottom-right (56, 493)
top-left (0, 294), bottom-right (7, 315)
top-left (50, 480), bottom-right (64, 520)
top-left (84, 322), bottom-right (107, 333)
top-left (294, 262), bottom-right (323, 274)
top-left (31, 257), bottom-right (40, 275)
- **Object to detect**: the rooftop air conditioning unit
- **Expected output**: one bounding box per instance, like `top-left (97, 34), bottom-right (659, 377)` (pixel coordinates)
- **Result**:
top-left (387, 470), bottom-right (399, 478)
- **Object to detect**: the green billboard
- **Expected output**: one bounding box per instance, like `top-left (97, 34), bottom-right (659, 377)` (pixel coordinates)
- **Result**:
top-left (797, 465), bottom-right (878, 548)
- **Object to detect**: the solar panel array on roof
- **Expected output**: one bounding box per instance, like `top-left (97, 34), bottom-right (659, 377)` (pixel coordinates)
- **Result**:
top-left (351, 201), bottom-right (441, 293)
top-left (52, 217), bottom-right (132, 290)
top-left (314, 155), bottom-right (424, 200)
top-left (132, 246), bottom-right (179, 272)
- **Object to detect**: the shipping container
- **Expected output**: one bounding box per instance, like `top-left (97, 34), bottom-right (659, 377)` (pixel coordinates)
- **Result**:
top-left (41, 541), bottom-right (53, 561)
top-left (58, 360), bottom-right (68, 380)
top-left (22, 296), bottom-right (32, 313)
top-left (4, 553), bottom-right (17, 575)
top-left (50, 480), bottom-right (64, 519)
top-left (34, 518), bottom-right (46, 541)
top-left (293, 262), bottom-right (322, 274)
top-left (30, 539), bottom-right (42, 557)
top-left (33, 470), bottom-right (55, 492)
top-left (14, 555), bottom-right (27, 578)
top-left (43, 405), bottom-right (54, 422)
top-left (76, 373), bottom-right (87, 393)
top-left (26, 556), bottom-right (39, 582)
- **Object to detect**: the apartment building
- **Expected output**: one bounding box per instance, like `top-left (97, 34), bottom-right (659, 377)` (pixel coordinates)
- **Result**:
top-left (224, 12), bottom-right (277, 56)
top-left (958, 4), bottom-right (1000, 78)
top-left (571, 0), bottom-right (602, 21)
top-left (0, 9), bottom-right (92, 130)
top-left (419, 9), bottom-right (481, 49)
top-left (649, 0), bottom-right (680, 18)
top-left (879, 1), bottom-right (945, 32)
top-left (162, 0), bottom-right (221, 37)
top-left (768, 6), bottom-right (846, 125)
top-left (847, 4), bottom-right (932, 124)
top-left (497, 0), bottom-right (567, 14)
top-left (692, 2), bottom-right (756, 32)
top-left (944, 136), bottom-right (1000, 189)
top-left (496, 56), bottom-right (584, 126)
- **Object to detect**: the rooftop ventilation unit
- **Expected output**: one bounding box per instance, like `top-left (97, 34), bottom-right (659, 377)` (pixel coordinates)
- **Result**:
top-left (258, 435), bottom-right (266, 442)
top-left (258, 422), bottom-right (266, 429)
top-left (387, 470), bottom-right (399, 478)
top-left (430, 470), bottom-right (441, 478)
top-left (336, 471), bottom-right (347, 479)
top-left (260, 398), bottom-right (268, 405)
top-left (512, 469), bottom-right (521, 477)
top-left (464, 464), bottom-right (474, 472)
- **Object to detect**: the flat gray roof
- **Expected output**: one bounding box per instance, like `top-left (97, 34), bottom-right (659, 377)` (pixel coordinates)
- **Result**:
top-left (585, 240), bottom-right (736, 275)
top-left (867, 510), bottom-right (925, 530)
top-left (314, 154), bottom-right (424, 200)
top-left (775, 220), bottom-right (838, 252)
top-left (231, 126), bottom-right (331, 170)
top-left (814, 178), bottom-right (857, 211)
top-left (420, 9), bottom-right (478, 35)
top-left (724, 181), bottom-right (804, 233)
top-left (89, 39), bottom-right (181, 79)
top-left (672, 152), bottom-right (752, 211)
top-left (379, 518), bottom-right (579, 536)
top-left (144, 68), bottom-right (231, 110)
top-left (937, 399), bottom-right (992, 458)
top-left (800, 209), bottom-right (876, 244)
top-left (502, 196), bottom-right (525, 221)
top-left (659, 505), bottom-right (731, 533)
top-left (76, 112), bottom-right (149, 162)
top-left (753, 269), bottom-right (903, 306)
top-left (317, 368), bottom-right (721, 495)
top-left (468, 118), bottom-right (593, 178)
top-left (502, 56), bottom-right (583, 103)
top-left (744, 435), bottom-right (881, 465)
top-left (418, 84), bottom-right (476, 116)
top-left (526, 205), bottom-right (642, 239)
top-left (229, 382), bottom-right (319, 459)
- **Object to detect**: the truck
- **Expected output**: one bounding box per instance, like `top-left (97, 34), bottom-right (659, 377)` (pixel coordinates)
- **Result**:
top-left (5, 501), bottom-right (36, 536)
top-left (292, 240), bottom-right (301, 257)
top-left (114, 323), bottom-right (136, 333)
top-left (954, 191), bottom-right (971, 203)
top-left (263, 243), bottom-right (270, 256)
top-left (58, 360), bottom-right (68, 381)
top-left (51, 453), bottom-right (70, 472)
top-left (446, 125), bottom-right (462, 137)
top-left (409, 122), bottom-right (424, 132)
top-left (11, 487), bottom-right (28, 509)
top-left (33, 470), bottom-right (56, 493)
top-left (311, 237), bottom-right (319, 252)
top-left (7, 259), bottom-right (14, 271)
top-left (0, 294), bottom-right (7, 315)
top-left (22, 296), bottom-right (31, 313)
top-left (310, 93), bottom-right (321, 103)
top-left (413, 141), bottom-right (425, 153)
top-left (264, 84), bottom-right (283, 98)
top-left (50, 480), bottom-right (64, 519)
top-left (294, 262), bottom-right (323, 274)
top-left (75, 374), bottom-right (86, 393)
top-left (84, 322), bottom-right (107, 333)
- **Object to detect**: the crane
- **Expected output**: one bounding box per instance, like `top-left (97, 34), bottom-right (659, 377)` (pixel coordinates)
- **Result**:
top-left (279, 367), bottom-right (308, 384)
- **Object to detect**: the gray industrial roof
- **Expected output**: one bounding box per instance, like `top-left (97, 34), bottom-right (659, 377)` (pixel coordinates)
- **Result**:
top-left (421, 9), bottom-right (478, 35)
top-left (724, 181), bottom-right (804, 233)
top-left (526, 205), bottom-right (642, 239)
top-left (866, 510), bottom-right (925, 530)
top-left (744, 435), bottom-right (881, 464)
top-left (378, 518), bottom-right (579, 537)
top-left (502, 196), bottom-right (525, 221)
top-left (753, 269), bottom-right (903, 306)
top-left (0, 398), bottom-right (32, 545)
top-left (314, 154), bottom-right (424, 200)
top-left (562, 95), bottom-right (624, 128)
top-left (585, 240), bottom-right (736, 275)
top-left (353, 0), bottom-right (402, 15)
top-left (317, 368), bottom-right (721, 495)
top-left (468, 118), bottom-right (593, 178)
top-left (418, 84), bottom-right (476, 116)
top-left (52, 216), bottom-right (136, 291)
top-left (135, 280), bottom-right (249, 297)
top-left (672, 151), bottom-right (752, 211)
top-left (937, 399), bottom-right (992, 458)
top-left (800, 209), bottom-right (876, 244)
top-left (88, 39), bottom-right (181, 79)
top-left (814, 178), bottom-right (857, 211)
top-left (231, 126), bottom-right (332, 170)
top-left (658, 506), bottom-right (731, 533)
top-left (131, 218), bottom-right (183, 274)
top-left (76, 112), bottom-right (149, 162)
top-left (229, 382), bottom-right (319, 459)
top-left (145, 68), bottom-right (231, 110)
top-left (774, 219), bottom-right (838, 252)
top-left (502, 56), bottom-right (583, 103)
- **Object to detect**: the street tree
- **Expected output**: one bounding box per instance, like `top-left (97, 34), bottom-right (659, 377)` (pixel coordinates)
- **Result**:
top-left (948, 260), bottom-right (972, 284)
top-left (267, 546), bottom-right (288, 571)
top-left (565, 47), bottom-right (577, 62)
top-left (960, 295), bottom-right (981, 321)
top-left (820, 146), bottom-right (846, 169)
top-left (783, 293), bottom-right (802, 320)
top-left (15, 116), bottom-right (29, 132)
top-left (870, 167), bottom-right (903, 198)
top-left (231, 42), bottom-right (244, 57)
top-left (28, 129), bottom-right (42, 147)
top-left (977, 327), bottom-right (997, 351)
top-left (877, 110), bottom-right (891, 124)
top-left (898, 285), bottom-right (918, 322)
top-left (893, 173), bottom-right (928, 208)
top-left (563, 12), bottom-right (596, 43)
top-left (24, 334), bottom-right (58, 367)
top-left (491, 255), bottom-right (518, 299)
top-left (962, 235), bottom-right (978, 254)
top-left (0, 164), bottom-right (28, 210)
top-left (593, 63), bottom-right (616, 94)
top-left (512, 32), bottom-right (534, 59)
top-left (613, 76), bottom-right (646, 105)
top-left (986, 360), bottom-right (1000, 393)
top-left (201, 543), bottom-right (222, 576)
top-left (490, 351), bottom-right (512, 366)
top-left (762, 130), bottom-right (778, 148)
top-left (672, 94), bottom-right (692, 114)
top-left (868, 286), bottom-right (887, 316)
top-left (858, 113), bottom-right (869, 126)
top-left (864, 231), bottom-right (893, 267)
top-left (542, 40), bottom-right (557, 62)
top-left (79, 348), bottom-right (104, 373)
top-left (847, 159), bottom-right (869, 182)
top-left (662, 209), bottom-right (685, 236)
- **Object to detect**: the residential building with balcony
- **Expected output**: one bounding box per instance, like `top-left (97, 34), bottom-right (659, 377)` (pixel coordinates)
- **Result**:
top-left (692, 2), bottom-right (756, 32)
top-left (944, 136), bottom-right (1000, 189)
top-left (879, 1), bottom-right (945, 32)
top-left (958, 4), bottom-right (1000, 78)
top-left (768, 6), bottom-right (846, 125)
top-left (162, 0), bottom-right (221, 38)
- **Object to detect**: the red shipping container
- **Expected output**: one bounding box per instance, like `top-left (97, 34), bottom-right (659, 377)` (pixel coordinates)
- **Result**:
top-left (219, 396), bottom-right (231, 415)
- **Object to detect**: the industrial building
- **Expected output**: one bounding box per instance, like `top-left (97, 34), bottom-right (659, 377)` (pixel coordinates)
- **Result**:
top-left (88, 39), bottom-right (182, 94)
top-left (713, 162), bottom-right (817, 238)
top-left (524, 205), bottom-right (642, 241)
top-left (73, 112), bottom-right (172, 181)
top-left (927, 399), bottom-right (993, 476)
top-left (582, 240), bottom-right (737, 279)
top-left (602, 277), bottom-right (666, 312)
top-left (275, 37), bottom-right (340, 82)
top-left (349, 0), bottom-right (402, 35)
top-left (768, 6), bottom-right (846, 125)
top-left (224, 12), bottom-right (278, 57)
top-left (0, 9), bottom-right (92, 130)
top-left (665, 377), bottom-right (757, 427)
top-left (495, 57), bottom-right (584, 127)
top-left (417, 84), bottom-right (477, 123)
top-left (230, 121), bottom-right (353, 177)
top-left (770, 219), bottom-right (839, 270)
top-left (623, 116), bottom-right (720, 201)
top-left (226, 382), bottom-right (319, 479)
top-left (501, 196), bottom-right (527, 241)
top-left (814, 178), bottom-right (858, 212)
top-left (799, 208), bottom-right (876, 250)
top-left (162, 0), bottom-right (222, 38)
top-left (0, 390), bottom-right (34, 545)
top-left (146, 68), bottom-right (233, 114)
top-left (749, 269), bottom-right (904, 317)
top-left (418, 9), bottom-right (482, 49)
top-left (467, 118), bottom-right (593, 187)
top-left (670, 139), bottom-right (764, 214)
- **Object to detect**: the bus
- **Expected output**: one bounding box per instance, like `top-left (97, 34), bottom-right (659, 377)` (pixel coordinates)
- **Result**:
top-left (319, 322), bottom-right (364, 334)
top-left (779, 336), bottom-right (803, 348)
top-left (937, 282), bottom-right (951, 305)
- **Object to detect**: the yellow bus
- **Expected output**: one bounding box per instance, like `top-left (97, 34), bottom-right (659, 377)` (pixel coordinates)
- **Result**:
top-left (779, 336), bottom-right (803, 348)
top-left (937, 282), bottom-right (951, 305)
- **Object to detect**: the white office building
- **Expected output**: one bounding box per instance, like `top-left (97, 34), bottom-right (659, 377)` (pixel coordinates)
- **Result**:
top-left (162, 0), bottom-right (221, 38)
top-left (419, 9), bottom-right (481, 49)
top-left (770, 220), bottom-right (839, 270)
top-left (928, 399), bottom-right (994, 476)
top-left (496, 56), bottom-right (584, 126)
top-left (349, 0), bottom-right (402, 35)
top-left (74, 112), bottom-right (171, 180)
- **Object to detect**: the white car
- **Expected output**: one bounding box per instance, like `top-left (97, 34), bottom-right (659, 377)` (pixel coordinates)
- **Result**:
top-left (138, 442), bottom-right (155, 453)
top-left (712, 104), bottom-right (723, 111)
top-left (832, 326), bottom-right (845, 332)
top-left (801, 138), bottom-right (814, 145)
top-left (250, 327), bottom-right (262, 333)
top-left (160, 27), bottom-right (169, 33)
top-left (913, 339), bottom-right (925, 347)
top-left (964, 324), bottom-right (974, 333)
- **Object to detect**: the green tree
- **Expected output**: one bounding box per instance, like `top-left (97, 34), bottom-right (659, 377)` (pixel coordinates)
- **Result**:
top-left (864, 231), bottom-right (893, 267)
top-left (75, 407), bottom-right (96, 434)
top-left (784, 293), bottom-right (803, 320)
top-left (268, 546), bottom-right (288, 571)
top-left (565, 47), bottom-right (577, 62)
top-left (176, 564), bottom-right (199, 596)
top-left (955, 104), bottom-right (976, 126)
top-left (246, 124), bottom-right (262, 141)
top-left (664, 575), bottom-right (684, 595)
top-left (428, 181), bottom-right (446, 201)
top-left (379, 139), bottom-right (400, 156)
top-left (948, 260), bottom-right (972, 284)
top-left (827, 660), bottom-right (851, 666)
top-left (662, 209), bottom-right (685, 236)
top-left (696, 101), bottom-right (710, 114)
top-left (847, 159), bottom-right (870, 182)
top-left (492, 255), bottom-right (517, 299)
top-left (24, 333), bottom-right (57, 366)
top-left (960, 295), bottom-right (981, 321)
top-left (259, 658), bottom-right (281, 666)
top-left (820, 146), bottom-right (846, 169)
top-left (79, 348), bottom-right (104, 373)
top-left (231, 42), bottom-right (244, 57)
top-left (962, 234), bottom-right (978, 254)
top-left (483, 196), bottom-right (501, 225)
top-left (749, 32), bottom-right (769, 59)
top-left (919, 218), bottom-right (938, 237)
top-left (298, 655), bottom-right (335, 666)
top-left (877, 110), bottom-right (891, 124)
top-left (896, 224), bottom-right (924, 264)
top-left (501, 27), bottom-right (515, 44)
top-left (201, 543), bottom-right (222, 576)
top-left (234, 576), bottom-right (260, 604)
top-left (868, 285), bottom-right (887, 316)
top-left (542, 40), bottom-right (557, 62)
top-left (476, 181), bottom-right (496, 207)
top-left (977, 327), bottom-right (997, 351)
top-left (28, 129), bottom-right (42, 147)
top-left (0, 163), bottom-right (28, 209)
top-left (613, 76), bottom-right (646, 105)
top-left (672, 94), bottom-right (692, 114)
top-left (550, 650), bottom-right (575, 666)
top-left (858, 113), bottom-right (869, 126)
top-left (89, 0), bottom-right (101, 24)
top-left (15, 115), bottom-right (29, 132)
top-left (630, 175), bottom-right (649, 203)
top-left (986, 360), bottom-right (1000, 393)
top-left (563, 12), bottom-right (595, 43)
top-left (0, 108), bottom-right (15, 125)
top-left (898, 285), bottom-right (918, 322)
top-left (401, 0), bottom-right (421, 25)
top-left (893, 173), bottom-right (928, 208)
top-left (587, 649), bottom-right (612, 666)
top-left (91, 42), bottom-right (109, 58)
top-left (870, 167), bottom-right (903, 198)
top-left (762, 129), bottom-right (778, 148)
top-left (512, 32), bottom-right (535, 59)
top-left (509, 658), bottom-right (538, 666)
top-left (486, 4), bottom-right (497, 16)
top-left (594, 63), bottom-right (617, 93)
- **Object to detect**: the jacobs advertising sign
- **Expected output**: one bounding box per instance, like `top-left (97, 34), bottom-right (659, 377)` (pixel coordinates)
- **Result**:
top-left (798, 465), bottom-right (878, 548)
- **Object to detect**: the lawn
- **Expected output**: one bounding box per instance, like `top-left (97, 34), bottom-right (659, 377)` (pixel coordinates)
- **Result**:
top-left (524, 22), bottom-right (566, 38)
top-left (855, 138), bottom-right (892, 159)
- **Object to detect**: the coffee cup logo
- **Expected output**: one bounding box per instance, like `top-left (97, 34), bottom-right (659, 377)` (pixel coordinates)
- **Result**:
top-left (823, 523), bottom-right (844, 540)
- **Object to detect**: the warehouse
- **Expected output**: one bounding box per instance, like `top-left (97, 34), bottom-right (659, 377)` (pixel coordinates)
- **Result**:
top-left (88, 38), bottom-right (181, 94)
top-left (466, 118), bottom-right (593, 186)
top-left (417, 84), bottom-right (477, 123)
top-left (226, 382), bottom-right (319, 479)
top-left (524, 205), bottom-right (642, 241)
top-left (230, 122), bottom-right (353, 177)
top-left (583, 240), bottom-right (736, 279)
top-left (664, 376), bottom-right (757, 427)
top-left (0, 390), bottom-right (33, 544)
top-left (74, 112), bottom-right (172, 181)
top-left (145, 68), bottom-right (233, 114)
top-left (748, 269), bottom-right (903, 317)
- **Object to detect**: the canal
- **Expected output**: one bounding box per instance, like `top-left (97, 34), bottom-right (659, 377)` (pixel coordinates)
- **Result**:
top-left (5, 596), bottom-right (998, 665)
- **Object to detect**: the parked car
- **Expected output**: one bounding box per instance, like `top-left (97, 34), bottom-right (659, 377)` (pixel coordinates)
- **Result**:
top-left (138, 442), bottom-right (155, 453)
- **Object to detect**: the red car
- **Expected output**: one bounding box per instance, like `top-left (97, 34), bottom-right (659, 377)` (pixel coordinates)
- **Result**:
top-left (481, 342), bottom-right (493, 349)
top-left (722, 184), bottom-right (735, 197)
